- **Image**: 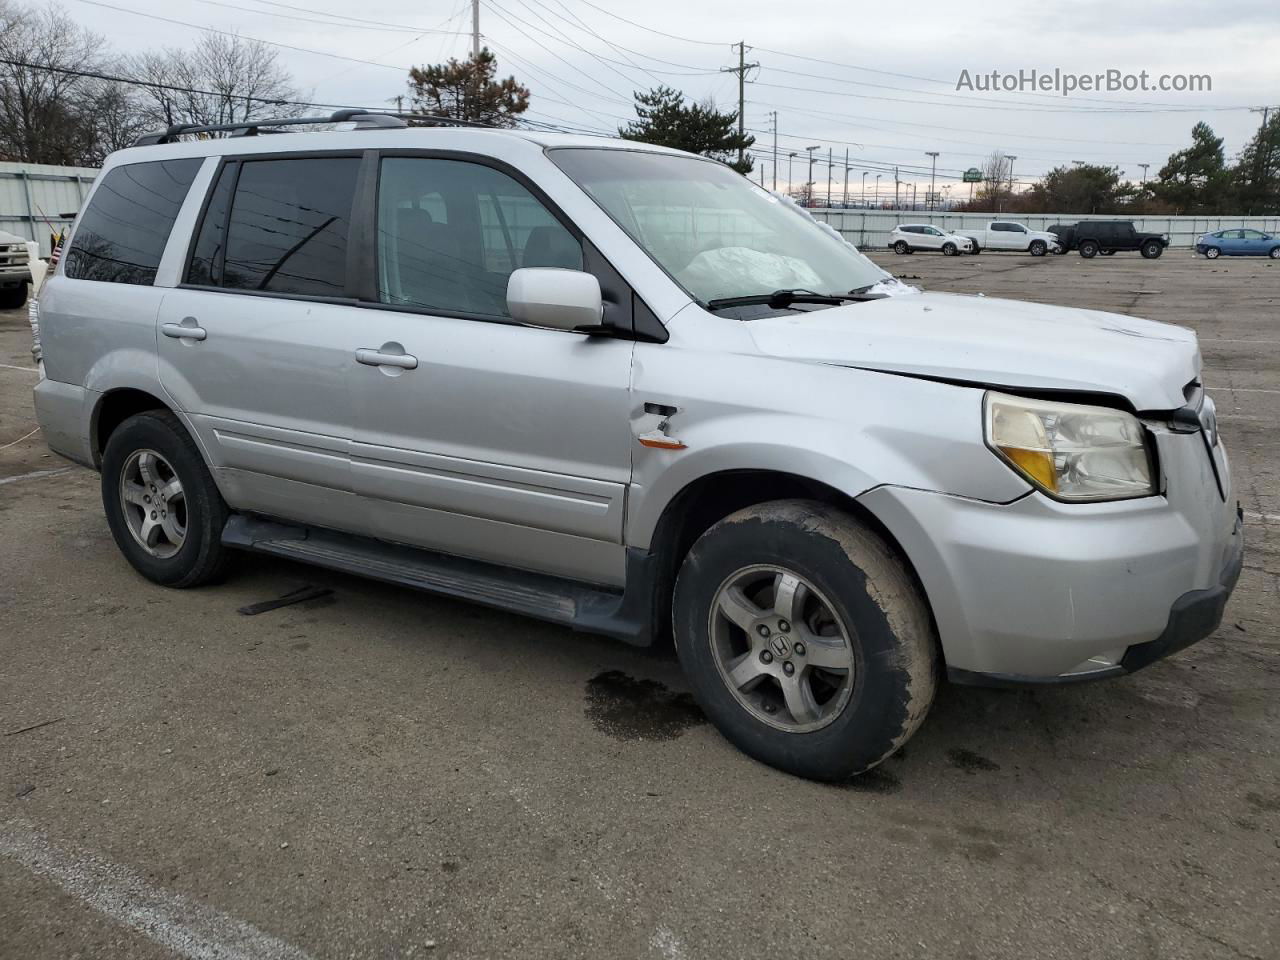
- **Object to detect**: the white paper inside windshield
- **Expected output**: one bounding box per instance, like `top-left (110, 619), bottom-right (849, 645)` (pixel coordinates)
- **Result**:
top-left (678, 246), bottom-right (825, 297)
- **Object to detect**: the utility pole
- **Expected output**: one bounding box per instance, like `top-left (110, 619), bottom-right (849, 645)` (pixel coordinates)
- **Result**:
top-left (1006, 155), bottom-right (1017, 210)
top-left (770, 111), bottom-right (778, 192)
top-left (861, 171), bottom-right (867, 207)
top-left (843, 154), bottom-right (850, 205)
top-left (805, 144), bottom-right (820, 206)
top-left (720, 42), bottom-right (759, 171)
top-left (826, 148), bottom-right (833, 207)
top-left (894, 166), bottom-right (900, 208)
top-left (472, 0), bottom-right (480, 57)
top-left (925, 151), bottom-right (939, 211)
top-left (875, 173), bottom-right (882, 207)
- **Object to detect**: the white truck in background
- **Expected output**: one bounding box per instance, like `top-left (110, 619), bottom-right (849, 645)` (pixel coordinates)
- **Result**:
top-left (963, 221), bottom-right (1062, 256)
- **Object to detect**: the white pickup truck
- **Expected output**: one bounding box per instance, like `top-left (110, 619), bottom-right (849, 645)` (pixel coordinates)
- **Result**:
top-left (963, 221), bottom-right (1062, 256)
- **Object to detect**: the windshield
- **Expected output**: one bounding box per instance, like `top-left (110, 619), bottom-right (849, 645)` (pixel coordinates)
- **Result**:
top-left (548, 148), bottom-right (888, 304)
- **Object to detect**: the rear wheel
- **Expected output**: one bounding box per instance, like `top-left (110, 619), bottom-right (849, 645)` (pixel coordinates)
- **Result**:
top-left (941, 241), bottom-right (957, 256)
top-left (0, 284), bottom-right (27, 310)
top-left (673, 500), bottom-right (938, 781)
top-left (1204, 246), bottom-right (1221, 259)
top-left (892, 240), bottom-right (910, 255)
top-left (1079, 240), bottom-right (1099, 258)
top-left (1029, 240), bottom-right (1047, 256)
top-left (1141, 240), bottom-right (1163, 259)
top-left (1052, 245), bottom-right (1068, 255)
top-left (101, 410), bottom-right (230, 587)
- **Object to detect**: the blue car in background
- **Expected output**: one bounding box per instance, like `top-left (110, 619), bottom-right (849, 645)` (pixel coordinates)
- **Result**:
top-left (1195, 228), bottom-right (1280, 259)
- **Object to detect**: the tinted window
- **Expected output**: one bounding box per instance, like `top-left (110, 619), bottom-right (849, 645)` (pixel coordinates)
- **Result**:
top-left (219, 157), bottom-right (359, 296)
top-left (377, 157), bottom-right (580, 318)
top-left (187, 162), bottom-right (236, 287)
top-left (64, 158), bottom-right (201, 285)
top-left (991, 222), bottom-right (1014, 232)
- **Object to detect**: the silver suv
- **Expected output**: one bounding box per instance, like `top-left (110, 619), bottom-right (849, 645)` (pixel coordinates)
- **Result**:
top-left (31, 114), bottom-right (1243, 781)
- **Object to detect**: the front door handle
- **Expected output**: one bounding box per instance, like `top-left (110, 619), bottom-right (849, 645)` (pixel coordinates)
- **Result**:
top-left (355, 347), bottom-right (417, 370)
top-left (162, 318), bottom-right (207, 341)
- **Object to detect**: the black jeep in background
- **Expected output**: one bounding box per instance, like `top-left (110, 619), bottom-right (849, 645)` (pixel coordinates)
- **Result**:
top-left (1047, 220), bottom-right (1169, 259)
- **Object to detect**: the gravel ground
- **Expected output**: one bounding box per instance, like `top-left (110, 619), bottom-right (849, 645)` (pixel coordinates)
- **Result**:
top-left (1, 249), bottom-right (1277, 960)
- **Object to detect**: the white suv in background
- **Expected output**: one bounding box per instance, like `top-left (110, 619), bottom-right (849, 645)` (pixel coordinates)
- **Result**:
top-left (889, 224), bottom-right (974, 256)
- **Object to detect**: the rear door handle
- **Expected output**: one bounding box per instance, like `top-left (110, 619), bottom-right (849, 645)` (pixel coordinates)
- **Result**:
top-left (162, 319), bottom-right (207, 341)
top-left (355, 348), bottom-right (417, 370)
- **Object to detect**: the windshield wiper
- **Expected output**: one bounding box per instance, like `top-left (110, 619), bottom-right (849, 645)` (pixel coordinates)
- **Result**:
top-left (705, 288), bottom-right (853, 311)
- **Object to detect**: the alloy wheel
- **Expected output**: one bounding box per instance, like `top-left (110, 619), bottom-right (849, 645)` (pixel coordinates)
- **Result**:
top-left (708, 565), bottom-right (856, 733)
top-left (119, 449), bottom-right (187, 559)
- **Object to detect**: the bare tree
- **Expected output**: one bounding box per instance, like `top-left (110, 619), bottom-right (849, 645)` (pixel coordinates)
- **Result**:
top-left (129, 32), bottom-right (303, 131)
top-left (81, 74), bottom-right (151, 163)
top-left (0, 0), bottom-right (106, 163)
top-left (974, 150), bottom-right (1013, 212)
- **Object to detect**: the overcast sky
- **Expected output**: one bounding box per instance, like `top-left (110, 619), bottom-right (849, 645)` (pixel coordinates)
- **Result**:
top-left (59, 0), bottom-right (1280, 194)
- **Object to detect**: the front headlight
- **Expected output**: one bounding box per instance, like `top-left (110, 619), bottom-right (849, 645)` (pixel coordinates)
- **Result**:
top-left (984, 392), bottom-right (1155, 501)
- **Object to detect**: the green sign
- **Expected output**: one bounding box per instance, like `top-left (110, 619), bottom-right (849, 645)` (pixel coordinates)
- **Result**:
top-left (962, 167), bottom-right (983, 183)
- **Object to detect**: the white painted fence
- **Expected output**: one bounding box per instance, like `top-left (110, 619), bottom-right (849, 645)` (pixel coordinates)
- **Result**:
top-left (809, 208), bottom-right (1280, 252)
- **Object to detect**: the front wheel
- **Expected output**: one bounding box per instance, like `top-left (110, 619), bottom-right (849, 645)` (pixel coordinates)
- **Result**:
top-left (101, 410), bottom-right (230, 587)
top-left (1029, 240), bottom-right (1047, 256)
top-left (1269, 246), bottom-right (1280, 259)
top-left (1204, 247), bottom-right (1221, 259)
top-left (892, 240), bottom-right (910, 255)
top-left (1079, 240), bottom-right (1099, 258)
top-left (941, 241), bottom-right (958, 256)
top-left (1141, 240), bottom-right (1163, 259)
top-left (673, 500), bottom-right (939, 782)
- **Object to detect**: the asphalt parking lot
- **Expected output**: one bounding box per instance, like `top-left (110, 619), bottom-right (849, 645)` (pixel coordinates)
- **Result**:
top-left (2, 249), bottom-right (1277, 960)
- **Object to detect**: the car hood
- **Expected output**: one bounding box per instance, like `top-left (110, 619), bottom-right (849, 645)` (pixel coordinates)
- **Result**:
top-left (746, 291), bottom-right (1199, 410)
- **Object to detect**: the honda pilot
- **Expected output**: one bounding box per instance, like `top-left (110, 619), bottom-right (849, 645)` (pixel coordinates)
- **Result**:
top-left (31, 113), bottom-right (1243, 781)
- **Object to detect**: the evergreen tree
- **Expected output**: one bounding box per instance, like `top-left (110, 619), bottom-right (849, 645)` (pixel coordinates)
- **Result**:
top-left (1233, 112), bottom-right (1280, 214)
top-left (408, 48), bottom-right (529, 128)
top-left (619, 86), bottom-right (755, 174)
top-left (1150, 122), bottom-right (1230, 213)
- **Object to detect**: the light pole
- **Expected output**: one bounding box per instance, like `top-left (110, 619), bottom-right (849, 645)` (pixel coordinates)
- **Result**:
top-left (875, 173), bottom-right (882, 207)
top-left (843, 165), bottom-right (850, 206)
top-left (805, 145), bottom-right (820, 206)
top-left (787, 151), bottom-right (797, 195)
top-left (861, 171), bottom-right (868, 207)
top-left (1006, 155), bottom-right (1017, 211)
top-left (925, 151), bottom-right (940, 211)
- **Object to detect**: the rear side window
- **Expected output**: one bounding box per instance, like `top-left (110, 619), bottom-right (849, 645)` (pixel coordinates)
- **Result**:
top-left (64, 158), bottom-right (201, 285)
top-left (188, 156), bottom-right (359, 297)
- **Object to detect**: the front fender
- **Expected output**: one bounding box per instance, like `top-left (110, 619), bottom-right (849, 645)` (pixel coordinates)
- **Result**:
top-left (626, 344), bottom-right (1030, 549)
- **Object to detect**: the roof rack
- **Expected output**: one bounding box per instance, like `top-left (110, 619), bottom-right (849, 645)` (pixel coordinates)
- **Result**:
top-left (131, 110), bottom-right (494, 147)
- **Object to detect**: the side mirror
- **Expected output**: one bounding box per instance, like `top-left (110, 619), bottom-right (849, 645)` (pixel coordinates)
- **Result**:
top-left (506, 268), bottom-right (603, 333)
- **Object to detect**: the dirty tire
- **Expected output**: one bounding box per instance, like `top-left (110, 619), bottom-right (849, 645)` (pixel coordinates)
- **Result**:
top-left (1079, 240), bottom-right (1099, 258)
top-left (1029, 240), bottom-right (1047, 257)
top-left (1141, 240), bottom-right (1163, 259)
top-left (892, 240), bottom-right (910, 255)
top-left (941, 241), bottom-right (957, 256)
top-left (673, 500), bottom-right (938, 782)
top-left (101, 410), bottom-right (230, 588)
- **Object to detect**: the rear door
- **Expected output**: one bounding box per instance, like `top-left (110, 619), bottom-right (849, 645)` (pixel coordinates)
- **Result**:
top-left (347, 153), bottom-right (635, 586)
top-left (156, 154), bottom-right (363, 530)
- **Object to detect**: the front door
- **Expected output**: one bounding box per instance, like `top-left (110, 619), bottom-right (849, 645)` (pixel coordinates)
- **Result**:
top-left (348, 155), bottom-right (634, 586)
top-left (157, 154), bottom-right (364, 530)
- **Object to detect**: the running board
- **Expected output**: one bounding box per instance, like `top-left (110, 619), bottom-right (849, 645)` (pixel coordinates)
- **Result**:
top-left (221, 515), bottom-right (652, 645)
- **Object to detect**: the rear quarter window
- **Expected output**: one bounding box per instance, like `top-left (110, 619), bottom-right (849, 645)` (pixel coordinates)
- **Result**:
top-left (64, 158), bottom-right (201, 285)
